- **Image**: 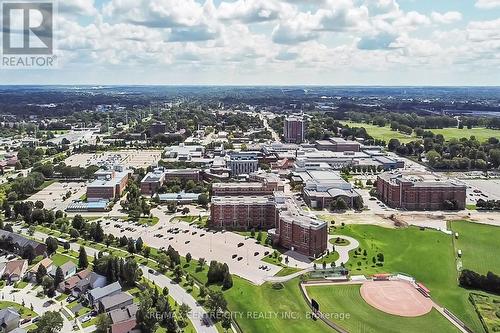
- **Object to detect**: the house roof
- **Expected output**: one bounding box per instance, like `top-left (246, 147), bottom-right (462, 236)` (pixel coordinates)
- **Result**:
top-left (60, 269), bottom-right (91, 291)
top-left (3, 260), bottom-right (26, 277)
top-left (59, 261), bottom-right (77, 275)
top-left (99, 292), bottom-right (133, 311)
top-left (0, 308), bottom-right (20, 325)
top-left (109, 304), bottom-right (138, 324)
top-left (0, 230), bottom-right (45, 251)
top-left (27, 258), bottom-right (53, 273)
top-left (89, 281), bottom-right (121, 301)
top-left (111, 318), bottom-right (138, 333)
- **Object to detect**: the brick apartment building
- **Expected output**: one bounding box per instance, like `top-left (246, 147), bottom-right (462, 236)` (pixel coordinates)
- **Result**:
top-left (283, 116), bottom-right (305, 143)
top-left (210, 190), bottom-right (327, 257)
top-left (87, 166), bottom-right (130, 201)
top-left (377, 172), bottom-right (466, 210)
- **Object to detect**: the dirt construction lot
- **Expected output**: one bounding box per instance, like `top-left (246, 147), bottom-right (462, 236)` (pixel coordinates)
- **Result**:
top-left (360, 280), bottom-right (433, 317)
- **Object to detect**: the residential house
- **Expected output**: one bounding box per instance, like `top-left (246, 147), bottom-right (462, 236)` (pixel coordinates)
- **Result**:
top-left (26, 258), bottom-right (53, 282)
top-left (98, 292), bottom-right (134, 313)
top-left (0, 308), bottom-right (20, 333)
top-left (51, 261), bottom-right (77, 280)
top-left (73, 272), bottom-right (107, 296)
top-left (58, 269), bottom-right (91, 294)
top-left (0, 230), bottom-right (46, 257)
top-left (87, 281), bottom-right (122, 308)
top-left (0, 260), bottom-right (27, 283)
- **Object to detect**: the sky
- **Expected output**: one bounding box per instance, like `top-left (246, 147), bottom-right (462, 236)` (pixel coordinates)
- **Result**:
top-left (1, 0), bottom-right (500, 85)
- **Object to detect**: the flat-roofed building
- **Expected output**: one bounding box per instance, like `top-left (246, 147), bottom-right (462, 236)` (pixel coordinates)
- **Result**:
top-left (228, 152), bottom-right (258, 176)
top-left (164, 169), bottom-right (201, 182)
top-left (140, 169), bottom-right (166, 195)
top-left (377, 172), bottom-right (466, 210)
top-left (87, 166), bottom-right (130, 200)
top-left (315, 138), bottom-right (361, 152)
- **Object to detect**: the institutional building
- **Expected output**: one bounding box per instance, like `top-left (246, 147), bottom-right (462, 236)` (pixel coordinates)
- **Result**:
top-left (227, 152), bottom-right (259, 176)
top-left (87, 166), bottom-right (130, 201)
top-left (283, 116), bottom-right (305, 143)
top-left (315, 138), bottom-right (360, 152)
top-left (210, 185), bottom-right (327, 257)
top-left (141, 168), bottom-right (201, 195)
top-left (377, 172), bottom-right (467, 210)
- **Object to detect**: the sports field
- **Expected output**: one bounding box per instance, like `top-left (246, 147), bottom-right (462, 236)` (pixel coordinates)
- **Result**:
top-left (341, 121), bottom-right (500, 143)
top-left (334, 224), bottom-right (485, 333)
top-left (306, 284), bottom-right (459, 333)
top-left (450, 220), bottom-right (500, 275)
top-left (224, 277), bottom-right (332, 333)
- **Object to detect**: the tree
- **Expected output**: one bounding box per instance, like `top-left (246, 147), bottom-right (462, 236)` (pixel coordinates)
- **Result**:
top-left (221, 312), bottom-right (232, 332)
top-left (222, 271), bottom-right (233, 290)
top-left (35, 311), bottom-right (63, 333)
top-left (45, 237), bottom-right (58, 255)
top-left (95, 313), bottom-right (111, 333)
top-left (186, 252), bottom-right (192, 263)
top-left (206, 290), bottom-right (227, 318)
top-left (78, 246), bottom-right (88, 269)
top-left (197, 193), bottom-right (209, 207)
top-left (173, 265), bottom-right (183, 282)
top-left (353, 196), bottom-right (364, 211)
top-left (157, 253), bottom-right (170, 273)
top-left (36, 263), bottom-right (47, 284)
top-left (42, 275), bottom-right (55, 297)
top-left (54, 266), bottom-right (64, 287)
top-left (136, 237), bottom-right (144, 252)
top-left (178, 303), bottom-right (191, 327)
top-left (123, 259), bottom-right (140, 287)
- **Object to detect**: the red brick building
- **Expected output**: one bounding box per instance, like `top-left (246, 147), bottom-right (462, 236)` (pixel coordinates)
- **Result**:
top-left (210, 192), bottom-right (328, 257)
top-left (377, 172), bottom-right (466, 210)
top-left (211, 181), bottom-right (282, 197)
top-left (87, 167), bottom-right (130, 201)
top-left (283, 116), bottom-right (305, 144)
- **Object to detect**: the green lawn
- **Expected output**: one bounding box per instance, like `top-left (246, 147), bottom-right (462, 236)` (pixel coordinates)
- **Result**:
top-left (341, 121), bottom-right (500, 144)
top-left (306, 284), bottom-right (459, 333)
top-left (450, 220), bottom-right (500, 275)
top-left (341, 121), bottom-right (415, 143)
top-left (275, 267), bottom-right (302, 277)
top-left (334, 224), bottom-right (485, 333)
top-left (314, 251), bottom-right (339, 265)
top-left (0, 301), bottom-right (37, 318)
top-left (224, 277), bottom-right (332, 333)
top-left (50, 253), bottom-right (77, 266)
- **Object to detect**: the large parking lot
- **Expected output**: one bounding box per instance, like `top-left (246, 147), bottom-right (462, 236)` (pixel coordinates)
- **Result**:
top-left (64, 150), bottom-right (162, 169)
top-left (100, 212), bottom-right (283, 285)
top-left (459, 179), bottom-right (500, 204)
top-left (27, 182), bottom-right (87, 211)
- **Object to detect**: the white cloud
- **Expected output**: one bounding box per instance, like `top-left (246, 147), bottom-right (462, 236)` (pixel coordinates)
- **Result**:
top-left (59, 0), bottom-right (97, 16)
top-left (218, 0), bottom-right (290, 23)
top-left (475, 0), bottom-right (500, 9)
top-left (431, 11), bottom-right (462, 25)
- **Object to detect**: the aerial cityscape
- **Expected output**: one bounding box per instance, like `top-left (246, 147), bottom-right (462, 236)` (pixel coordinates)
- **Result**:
top-left (0, 1), bottom-right (499, 333)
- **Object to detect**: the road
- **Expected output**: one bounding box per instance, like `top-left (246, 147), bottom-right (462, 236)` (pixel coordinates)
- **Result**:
top-left (19, 227), bottom-right (217, 333)
top-left (141, 266), bottom-right (217, 333)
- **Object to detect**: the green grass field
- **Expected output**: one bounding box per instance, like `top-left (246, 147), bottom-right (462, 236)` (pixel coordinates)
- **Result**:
top-left (341, 121), bottom-right (415, 143)
top-left (450, 220), bottom-right (500, 275)
top-left (306, 284), bottom-right (459, 333)
top-left (224, 277), bottom-right (332, 333)
top-left (334, 224), bottom-right (485, 333)
top-left (50, 253), bottom-right (77, 266)
top-left (341, 121), bottom-right (500, 143)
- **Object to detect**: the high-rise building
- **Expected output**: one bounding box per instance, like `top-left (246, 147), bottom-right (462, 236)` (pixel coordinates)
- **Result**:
top-left (283, 116), bottom-right (305, 143)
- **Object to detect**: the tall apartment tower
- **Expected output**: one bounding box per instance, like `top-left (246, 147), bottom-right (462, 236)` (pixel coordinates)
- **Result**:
top-left (283, 116), bottom-right (305, 143)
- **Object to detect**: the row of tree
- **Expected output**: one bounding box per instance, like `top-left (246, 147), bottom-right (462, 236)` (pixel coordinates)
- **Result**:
top-left (459, 269), bottom-right (500, 295)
